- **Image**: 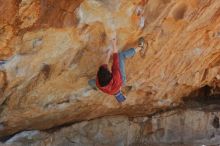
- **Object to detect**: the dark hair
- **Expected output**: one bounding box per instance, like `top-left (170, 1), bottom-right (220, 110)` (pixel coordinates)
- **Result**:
top-left (97, 66), bottom-right (112, 87)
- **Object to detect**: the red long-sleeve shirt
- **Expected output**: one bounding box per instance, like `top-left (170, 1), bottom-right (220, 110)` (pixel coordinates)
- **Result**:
top-left (96, 53), bottom-right (122, 95)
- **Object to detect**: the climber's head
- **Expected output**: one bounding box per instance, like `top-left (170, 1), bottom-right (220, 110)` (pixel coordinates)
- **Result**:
top-left (97, 65), bottom-right (112, 87)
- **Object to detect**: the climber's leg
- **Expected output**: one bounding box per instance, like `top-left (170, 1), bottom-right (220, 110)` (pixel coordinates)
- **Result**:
top-left (88, 79), bottom-right (97, 90)
top-left (119, 48), bottom-right (136, 85)
top-left (120, 48), bottom-right (136, 59)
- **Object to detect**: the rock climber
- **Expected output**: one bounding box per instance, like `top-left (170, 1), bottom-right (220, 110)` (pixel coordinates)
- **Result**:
top-left (89, 34), bottom-right (147, 103)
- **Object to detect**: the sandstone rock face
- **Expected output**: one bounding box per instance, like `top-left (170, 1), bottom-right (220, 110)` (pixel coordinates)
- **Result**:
top-left (0, 0), bottom-right (220, 140)
top-left (2, 109), bottom-right (220, 146)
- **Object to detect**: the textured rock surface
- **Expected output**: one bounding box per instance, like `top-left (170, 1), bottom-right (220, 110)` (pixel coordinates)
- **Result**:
top-left (0, 0), bottom-right (220, 140)
top-left (2, 109), bottom-right (220, 146)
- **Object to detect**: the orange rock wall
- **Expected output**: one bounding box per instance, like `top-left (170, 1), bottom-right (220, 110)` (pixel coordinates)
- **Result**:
top-left (0, 0), bottom-right (219, 137)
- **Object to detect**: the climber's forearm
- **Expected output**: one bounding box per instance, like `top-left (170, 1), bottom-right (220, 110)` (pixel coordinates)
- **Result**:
top-left (105, 50), bottom-right (111, 64)
top-left (112, 38), bottom-right (118, 53)
top-left (113, 45), bottom-right (118, 53)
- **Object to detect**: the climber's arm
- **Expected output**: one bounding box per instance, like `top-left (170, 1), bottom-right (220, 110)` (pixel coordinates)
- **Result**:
top-left (111, 36), bottom-right (120, 72)
top-left (104, 48), bottom-right (112, 64)
top-left (104, 35), bottom-right (118, 64)
top-left (112, 37), bottom-right (118, 53)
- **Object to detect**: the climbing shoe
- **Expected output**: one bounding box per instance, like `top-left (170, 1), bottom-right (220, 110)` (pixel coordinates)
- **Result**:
top-left (138, 37), bottom-right (147, 58)
top-left (115, 91), bottom-right (126, 103)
